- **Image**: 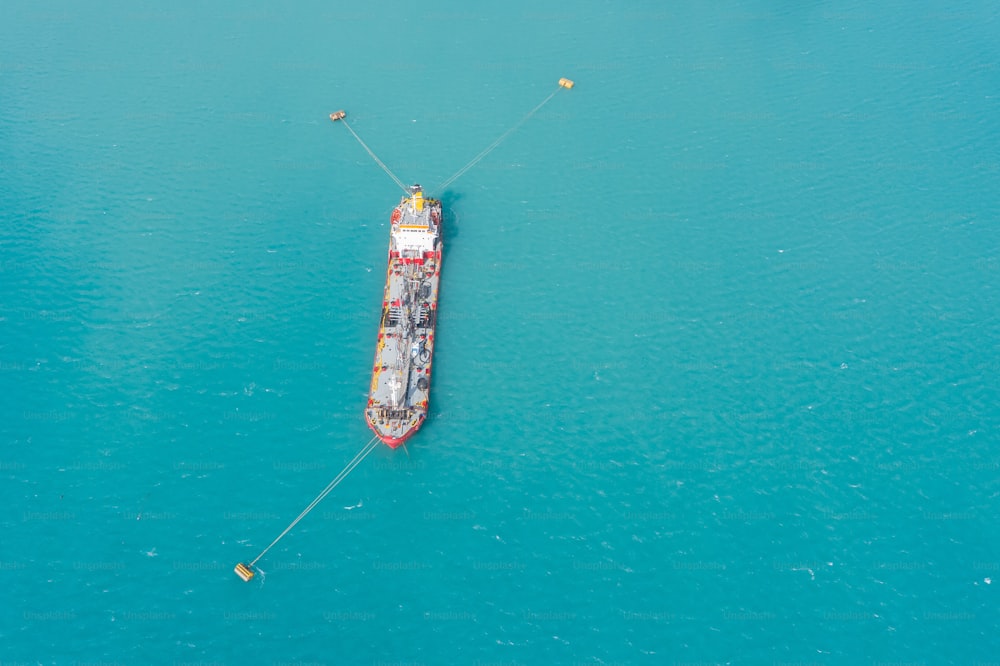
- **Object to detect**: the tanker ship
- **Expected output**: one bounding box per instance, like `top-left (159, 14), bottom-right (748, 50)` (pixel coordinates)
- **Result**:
top-left (364, 185), bottom-right (442, 447)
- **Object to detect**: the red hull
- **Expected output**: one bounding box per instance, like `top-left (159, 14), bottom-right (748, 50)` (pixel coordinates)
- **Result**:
top-left (366, 411), bottom-right (425, 449)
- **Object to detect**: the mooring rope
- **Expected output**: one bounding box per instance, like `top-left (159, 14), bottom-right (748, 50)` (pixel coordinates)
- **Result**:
top-left (340, 119), bottom-right (411, 195)
top-left (247, 435), bottom-right (381, 568)
top-left (436, 86), bottom-right (562, 192)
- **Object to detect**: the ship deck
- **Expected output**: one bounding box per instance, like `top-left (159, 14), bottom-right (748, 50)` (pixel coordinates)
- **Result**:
top-left (365, 190), bottom-right (442, 447)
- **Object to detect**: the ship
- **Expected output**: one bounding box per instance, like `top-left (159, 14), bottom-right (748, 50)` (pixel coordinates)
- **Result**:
top-left (364, 184), bottom-right (443, 448)
top-left (330, 76), bottom-right (574, 449)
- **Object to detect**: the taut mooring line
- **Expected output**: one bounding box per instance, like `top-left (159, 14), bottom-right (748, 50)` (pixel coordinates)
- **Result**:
top-left (235, 435), bottom-right (381, 581)
top-left (334, 114), bottom-right (410, 195)
top-left (436, 84), bottom-right (565, 192)
top-left (328, 77), bottom-right (574, 197)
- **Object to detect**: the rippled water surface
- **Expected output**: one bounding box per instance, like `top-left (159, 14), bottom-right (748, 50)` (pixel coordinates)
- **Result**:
top-left (2, 1), bottom-right (998, 663)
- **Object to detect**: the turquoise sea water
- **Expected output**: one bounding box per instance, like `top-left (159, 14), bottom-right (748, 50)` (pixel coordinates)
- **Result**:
top-left (3, 1), bottom-right (999, 663)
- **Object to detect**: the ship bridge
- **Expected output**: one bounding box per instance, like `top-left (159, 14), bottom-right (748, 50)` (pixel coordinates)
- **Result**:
top-left (392, 185), bottom-right (438, 255)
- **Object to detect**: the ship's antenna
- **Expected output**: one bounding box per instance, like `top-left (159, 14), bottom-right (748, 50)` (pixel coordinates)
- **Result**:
top-left (436, 77), bottom-right (574, 193)
top-left (330, 112), bottom-right (411, 195)
top-left (233, 434), bottom-right (382, 581)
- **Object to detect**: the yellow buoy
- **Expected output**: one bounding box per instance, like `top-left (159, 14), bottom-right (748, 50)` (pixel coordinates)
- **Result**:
top-left (234, 562), bottom-right (255, 582)
top-left (558, 78), bottom-right (574, 89)
top-left (329, 110), bottom-right (346, 122)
